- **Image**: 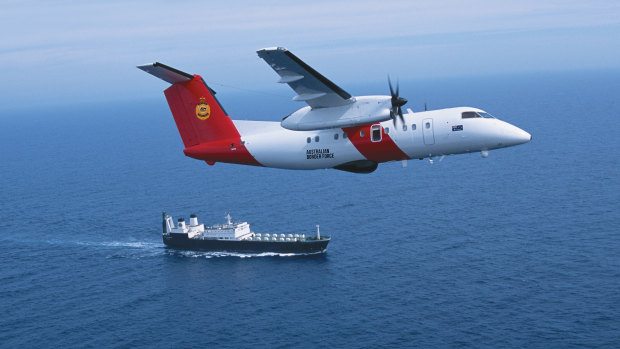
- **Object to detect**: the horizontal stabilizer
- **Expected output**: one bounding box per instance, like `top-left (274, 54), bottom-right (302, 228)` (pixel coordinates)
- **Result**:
top-left (137, 62), bottom-right (193, 84)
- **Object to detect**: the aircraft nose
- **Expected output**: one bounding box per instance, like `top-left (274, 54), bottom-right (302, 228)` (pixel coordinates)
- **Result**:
top-left (502, 123), bottom-right (531, 146)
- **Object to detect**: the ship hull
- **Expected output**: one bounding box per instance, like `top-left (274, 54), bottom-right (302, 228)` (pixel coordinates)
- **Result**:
top-left (163, 234), bottom-right (330, 254)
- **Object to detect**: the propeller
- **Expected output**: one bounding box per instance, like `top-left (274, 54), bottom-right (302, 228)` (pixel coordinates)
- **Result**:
top-left (388, 76), bottom-right (407, 125)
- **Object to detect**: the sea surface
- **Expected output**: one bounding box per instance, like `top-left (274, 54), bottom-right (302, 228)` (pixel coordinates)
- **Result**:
top-left (1, 70), bottom-right (619, 348)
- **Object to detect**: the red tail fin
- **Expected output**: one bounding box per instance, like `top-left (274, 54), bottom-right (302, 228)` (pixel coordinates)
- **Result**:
top-left (138, 62), bottom-right (261, 166)
top-left (138, 62), bottom-right (239, 147)
top-left (164, 75), bottom-right (239, 147)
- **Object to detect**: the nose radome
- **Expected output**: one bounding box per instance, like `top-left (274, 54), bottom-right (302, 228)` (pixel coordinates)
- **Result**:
top-left (503, 122), bottom-right (531, 146)
top-left (515, 127), bottom-right (531, 144)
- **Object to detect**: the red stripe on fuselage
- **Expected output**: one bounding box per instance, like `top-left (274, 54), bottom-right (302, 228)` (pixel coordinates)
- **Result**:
top-left (343, 124), bottom-right (409, 162)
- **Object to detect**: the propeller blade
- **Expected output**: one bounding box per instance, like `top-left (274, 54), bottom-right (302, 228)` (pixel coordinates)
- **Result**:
top-left (387, 76), bottom-right (407, 125)
top-left (388, 76), bottom-right (394, 97)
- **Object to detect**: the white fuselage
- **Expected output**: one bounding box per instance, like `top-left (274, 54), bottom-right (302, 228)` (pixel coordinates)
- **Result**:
top-left (233, 107), bottom-right (531, 170)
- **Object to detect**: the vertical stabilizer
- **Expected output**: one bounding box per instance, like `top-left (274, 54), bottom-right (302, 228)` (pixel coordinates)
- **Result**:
top-left (138, 62), bottom-right (238, 147)
top-left (138, 62), bottom-right (261, 167)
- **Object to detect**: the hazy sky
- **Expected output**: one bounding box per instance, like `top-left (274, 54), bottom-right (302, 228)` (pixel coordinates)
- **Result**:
top-left (1, 0), bottom-right (619, 109)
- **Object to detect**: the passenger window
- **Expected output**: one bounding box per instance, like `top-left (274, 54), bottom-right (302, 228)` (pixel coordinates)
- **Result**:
top-left (343, 132), bottom-right (348, 139)
top-left (315, 136), bottom-right (320, 142)
top-left (426, 122), bottom-right (430, 129)
top-left (412, 124), bottom-right (416, 130)
top-left (334, 133), bottom-right (339, 140)
top-left (360, 130), bottom-right (365, 137)
top-left (307, 137), bottom-right (311, 143)
top-left (385, 127), bottom-right (390, 134)
top-left (371, 125), bottom-right (381, 142)
top-left (403, 125), bottom-right (407, 131)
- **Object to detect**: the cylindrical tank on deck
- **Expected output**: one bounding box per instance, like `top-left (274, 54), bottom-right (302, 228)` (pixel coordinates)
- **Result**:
top-left (189, 214), bottom-right (198, 226)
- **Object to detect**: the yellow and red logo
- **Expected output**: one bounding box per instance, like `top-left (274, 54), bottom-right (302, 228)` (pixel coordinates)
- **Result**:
top-left (195, 97), bottom-right (211, 120)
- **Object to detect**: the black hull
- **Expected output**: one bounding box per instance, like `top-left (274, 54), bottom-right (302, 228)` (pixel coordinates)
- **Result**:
top-left (163, 234), bottom-right (330, 254)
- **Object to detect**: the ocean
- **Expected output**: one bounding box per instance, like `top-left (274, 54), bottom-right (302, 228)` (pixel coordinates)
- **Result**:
top-left (1, 70), bottom-right (619, 348)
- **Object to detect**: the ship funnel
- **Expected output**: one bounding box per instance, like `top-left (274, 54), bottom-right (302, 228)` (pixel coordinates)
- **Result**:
top-left (189, 214), bottom-right (198, 226)
top-left (177, 217), bottom-right (186, 229)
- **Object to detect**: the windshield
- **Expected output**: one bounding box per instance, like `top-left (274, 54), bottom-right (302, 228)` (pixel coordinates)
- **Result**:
top-left (479, 112), bottom-right (495, 119)
top-left (462, 111), bottom-right (496, 119)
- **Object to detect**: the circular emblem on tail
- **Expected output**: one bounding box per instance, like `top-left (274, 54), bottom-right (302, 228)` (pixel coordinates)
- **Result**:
top-left (196, 97), bottom-right (211, 120)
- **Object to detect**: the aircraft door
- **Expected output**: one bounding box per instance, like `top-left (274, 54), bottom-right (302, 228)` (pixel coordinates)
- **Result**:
top-left (423, 118), bottom-right (435, 145)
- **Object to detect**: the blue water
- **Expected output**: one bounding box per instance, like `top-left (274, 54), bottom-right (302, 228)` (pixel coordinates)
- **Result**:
top-left (1, 70), bottom-right (619, 348)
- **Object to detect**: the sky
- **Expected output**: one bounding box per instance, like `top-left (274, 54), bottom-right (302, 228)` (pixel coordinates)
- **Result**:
top-left (1, 0), bottom-right (619, 109)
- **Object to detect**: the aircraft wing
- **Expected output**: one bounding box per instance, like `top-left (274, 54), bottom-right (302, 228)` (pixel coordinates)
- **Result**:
top-left (257, 47), bottom-right (354, 109)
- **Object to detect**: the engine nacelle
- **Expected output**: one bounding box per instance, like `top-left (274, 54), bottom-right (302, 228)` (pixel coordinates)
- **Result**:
top-left (281, 96), bottom-right (392, 131)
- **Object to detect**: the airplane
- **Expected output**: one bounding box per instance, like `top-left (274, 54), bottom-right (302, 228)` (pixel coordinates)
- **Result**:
top-left (138, 47), bottom-right (531, 173)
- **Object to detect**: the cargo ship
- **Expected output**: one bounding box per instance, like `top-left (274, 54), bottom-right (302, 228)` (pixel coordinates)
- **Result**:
top-left (162, 211), bottom-right (330, 254)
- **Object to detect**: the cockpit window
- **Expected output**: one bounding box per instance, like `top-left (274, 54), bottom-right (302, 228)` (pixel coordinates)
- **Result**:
top-left (462, 111), bottom-right (480, 119)
top-left (462, 111), bottom-right (496, 119)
